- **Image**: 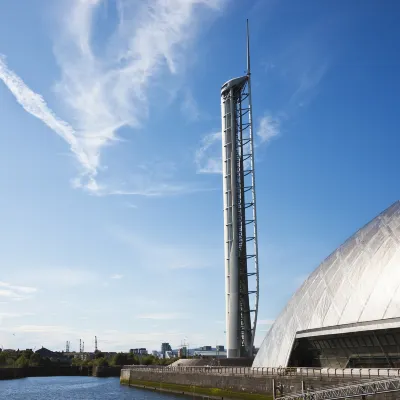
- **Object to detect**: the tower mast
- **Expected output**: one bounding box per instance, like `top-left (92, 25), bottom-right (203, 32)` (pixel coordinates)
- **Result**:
top-left (221, 20), bottom-right (259, 358)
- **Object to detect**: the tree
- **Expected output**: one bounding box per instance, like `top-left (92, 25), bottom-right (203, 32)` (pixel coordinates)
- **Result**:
top-left (141, 355), bottom-right (155, 365)
top-left (94, 357), bottom-right (108, 367)
top-left (15, 355), bottom-right (29, 368)
top-left (29, 353), bottom-right (41, 366)
top-left (111, 352), bottom-right (127, 366)
top-left (94, 350), bottom-right (104, 359)
top-left (127, 353), bottom-right (139, 365)
top-left (23, 349), bottom-right (33, 359)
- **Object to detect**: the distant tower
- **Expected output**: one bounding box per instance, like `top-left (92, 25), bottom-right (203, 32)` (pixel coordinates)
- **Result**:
top-left (221, 20), bottom-right (259, 358)
top-left (95, 336), bottom-right (98, 352)
top-left (79, 339), bottom-right (82, 353)
top-left (66, 341), bottom-right (70, 353)
top-left (82, 341), bottom-right (85, 353)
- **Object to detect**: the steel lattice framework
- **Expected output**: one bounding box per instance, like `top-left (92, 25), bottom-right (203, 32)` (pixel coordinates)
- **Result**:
top-left (278, 378), bottom-right (400, 400)
top-left (221, 21), bottom-right (259, 358)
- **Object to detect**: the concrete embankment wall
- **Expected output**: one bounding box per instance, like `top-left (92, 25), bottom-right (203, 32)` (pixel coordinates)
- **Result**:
top-left (121, 368), bottom-right (273, 395)
top-left (121, 367), bottom-right (400, 400)
top-left (121, 367), bottom-right (374, 396)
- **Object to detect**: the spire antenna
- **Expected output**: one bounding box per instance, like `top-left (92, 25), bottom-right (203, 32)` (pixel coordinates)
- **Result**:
top-left (246, 19), bottom-right (251, 76)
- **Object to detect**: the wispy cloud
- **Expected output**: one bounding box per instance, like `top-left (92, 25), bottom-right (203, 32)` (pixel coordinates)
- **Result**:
top-left (111, 226), bottom-right (214, 271)
top-left (0, 0), bottom-right (224, 193)
top-left (137, 313), bottom-right (188, 320)
top-left (181, 90), bottom-right (200, 121)
top-left (195, 131), bottom-right (222, 174)
top-left (0, 56), bottom-right (93, 176)
top-left (0, 281), bottom-right (37, 301)
top-left (258, 319), bottom-right (274, 325)
top-left (110, 274), bottom-right (123, 280)
top-left (6, 268), bottom-right (97, 288)
top-left (290, 63), bottom-right (329, 107)
top-left (256, 114), bottom-right (280, 144)
top-left (52, 0), bottom-right (224, 190)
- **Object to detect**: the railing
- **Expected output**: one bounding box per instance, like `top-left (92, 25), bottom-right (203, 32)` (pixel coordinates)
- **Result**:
top-left (122, 365), bottom-right (400, 379)
top-left (277, 377), bottom-right (400, 400)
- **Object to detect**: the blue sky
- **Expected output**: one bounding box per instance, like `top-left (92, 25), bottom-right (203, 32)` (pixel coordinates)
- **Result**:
top-left (0, 0), bottom-right (399, 352)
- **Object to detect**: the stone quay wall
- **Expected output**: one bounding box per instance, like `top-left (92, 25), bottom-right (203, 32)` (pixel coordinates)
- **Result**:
top-left (120, 366), bottom-right (382, 397)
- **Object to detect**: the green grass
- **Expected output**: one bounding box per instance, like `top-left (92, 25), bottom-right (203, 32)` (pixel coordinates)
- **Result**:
top-left (121, 378), bottom-right (273, 400)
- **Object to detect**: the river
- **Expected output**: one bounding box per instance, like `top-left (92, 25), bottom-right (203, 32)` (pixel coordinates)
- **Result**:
top-left (0, 376), bottom-right (179, 400)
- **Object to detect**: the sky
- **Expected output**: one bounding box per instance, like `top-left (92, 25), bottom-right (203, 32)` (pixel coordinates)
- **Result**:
top-left (0, 0), bottom-right (399, 353)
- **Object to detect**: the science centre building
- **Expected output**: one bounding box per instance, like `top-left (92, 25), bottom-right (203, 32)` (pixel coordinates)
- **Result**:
top-left (253, 201), bottom-right (400, 369)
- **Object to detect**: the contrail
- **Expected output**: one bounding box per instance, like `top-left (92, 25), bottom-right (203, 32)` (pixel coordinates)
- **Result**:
top-left (0, 55), bottom-right (93, 176)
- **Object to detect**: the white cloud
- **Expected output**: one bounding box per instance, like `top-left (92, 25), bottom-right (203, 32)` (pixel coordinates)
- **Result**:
top-left (52, 0), bottom-right (224, 190)
top-left (181, 90), bottom-right (200, 121)
top-left (258, 319), bottom-right (274, 325)
top-left (0, 0), bottom-right (224, 193)
top-left (137, 313), bottom-right (188, 320)
top-left (290, 63), bottom-right (328, 107)
top-left (0, 56), bottom-right (93, 177)
top-left (7, 268), bottom-right (97, 288)
top-left (0, 282), bottom-right (37, 301)
top-left (111, 274), bottom-right (123, 280)
top-left (111, 227), bottom-right (213, 271)
top-left (256, 114), bottom-right (280, 144)
top-left (195, 131), bottom-right (222, 174)
top-left (0, 312), bottom-right (35, 318)
top-left (12, 325), bottom-right (68, 333)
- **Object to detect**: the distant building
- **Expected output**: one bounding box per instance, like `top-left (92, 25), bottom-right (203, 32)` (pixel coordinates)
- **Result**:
top-left (193, 350), bottom-right (227, 359)
top-left (199, 346), bottom-right (212, 351)
top-left (35, 347), bottom-right (72, 365)
top-left (161, 342), bottom-right (172, 357)
top-left (130, 348), bottom-right (148, 355)
top-left (178, 346), bottom-right (188, 358)
top-left (152, 350), bottom-right (159, 357)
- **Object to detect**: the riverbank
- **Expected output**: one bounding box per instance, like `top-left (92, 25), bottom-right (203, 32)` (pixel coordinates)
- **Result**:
top-left (122, 377), bottom-right (273, 400)
top-left (121, 368), bottom-right (274, 400)
top-left (0, 366), bottom-right (121, 380)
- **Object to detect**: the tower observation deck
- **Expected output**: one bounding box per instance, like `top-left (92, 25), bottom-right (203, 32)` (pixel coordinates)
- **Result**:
top-left (221, 21), bottom-right (259, 359)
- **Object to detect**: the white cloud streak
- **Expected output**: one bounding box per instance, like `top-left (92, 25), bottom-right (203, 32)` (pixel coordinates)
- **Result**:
top-left (112, 227), bottom-right (213, 271)
top-left (111, 274), bottom-right (123, 280)
top-left (0, 0), bottom-right (223, 193)
top-left (181, 90), bottom-right (200, 121)
top-left (0, 281), bottom-right (37, 301)
top-left (258, 319), bottom-right (274, 325)
top-left (195, 131), bottom-right (222, 174)
top-left (53, 0), bottom-right (223, 190)
top-left (256, 114), bottom-right (280, 144)
top-left (137, 313), bottom-right (188, 320)
top-left (0, 56), bottom-right (94, 176)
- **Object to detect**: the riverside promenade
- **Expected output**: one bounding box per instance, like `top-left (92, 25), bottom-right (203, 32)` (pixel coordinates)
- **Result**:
top-left (121, 365), bottom-right (400, 400)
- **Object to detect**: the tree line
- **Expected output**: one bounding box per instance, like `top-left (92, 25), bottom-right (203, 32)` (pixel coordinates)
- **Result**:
top-left (0, 349), bottom-right (46, 368)
top-left (0, 348), bottom-right (180, 368)
top-left (72, 350), bottom-right (179, 367)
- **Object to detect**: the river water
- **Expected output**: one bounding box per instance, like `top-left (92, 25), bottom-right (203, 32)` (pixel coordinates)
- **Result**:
top-left (0, 376), bottom-right (179, 400)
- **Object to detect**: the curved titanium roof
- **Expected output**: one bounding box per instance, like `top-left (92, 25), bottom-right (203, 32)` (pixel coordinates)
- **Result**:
top-left (253, 201), bottom-right (400, 367)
